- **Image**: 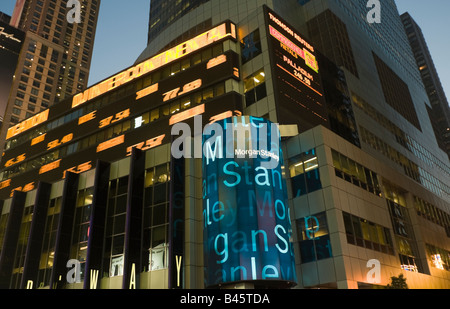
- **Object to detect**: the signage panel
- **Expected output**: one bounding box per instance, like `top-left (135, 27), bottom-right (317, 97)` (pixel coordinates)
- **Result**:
top-left (265, 6), bottom-right (328, 131)
top-left (202, 116), bottom-right (297, 288)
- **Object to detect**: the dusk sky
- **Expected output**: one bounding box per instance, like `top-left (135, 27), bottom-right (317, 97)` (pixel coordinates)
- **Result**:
top-left (0, 0), bottom-right (448, 103)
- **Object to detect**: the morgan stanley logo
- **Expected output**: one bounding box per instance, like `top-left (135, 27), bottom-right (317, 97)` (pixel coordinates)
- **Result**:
top-left (171, 115), bottom-right (281, 169)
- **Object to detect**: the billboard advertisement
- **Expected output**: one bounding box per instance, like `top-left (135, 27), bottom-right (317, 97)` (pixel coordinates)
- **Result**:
top-left (202, 116), bottom-right (297, 288)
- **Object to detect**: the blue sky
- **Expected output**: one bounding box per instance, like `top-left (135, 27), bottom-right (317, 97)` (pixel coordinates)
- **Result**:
top-left (0, 0), bottom-right (448, 101)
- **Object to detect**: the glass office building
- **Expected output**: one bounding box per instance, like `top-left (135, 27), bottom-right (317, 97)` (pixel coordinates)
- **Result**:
top-left (0, 0), bottom-right (449, 289)
top-left (401, 13), bottom-right (450, 160)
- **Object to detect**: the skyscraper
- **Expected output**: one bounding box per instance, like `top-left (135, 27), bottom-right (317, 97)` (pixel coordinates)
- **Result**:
top-left (401, 12), bottom-right (450, 160)
top-left (0, 0), bottom-right (100, 143)
top-left (147, 0), bottom-right (209, 44)
top-left (0, 0), bottom-right (449, 290)
top-left (0, 13), bottom-right (25, 127)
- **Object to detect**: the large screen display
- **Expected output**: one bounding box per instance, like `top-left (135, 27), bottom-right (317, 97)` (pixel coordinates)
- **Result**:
top-left (202, 116), bottom-right (297, 288)
top-left (265, 6), bottom-right (329, 132)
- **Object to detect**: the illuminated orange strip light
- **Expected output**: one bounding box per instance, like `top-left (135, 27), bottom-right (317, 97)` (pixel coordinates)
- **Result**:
top-left (169, 104), bottom-right (205, 126)
top-left (136, 83), bottom-right (159, 100)
top-left (7, 109), bottom-right (49, 140)
top-left (78, 111), bottom-right (97, 125)
top-left (72, 23), bottom-right (236, 109)
top-left (126, 134), bottom-right (166, 156)
top-left (276, 64), bottom-right (323, 97)
top-left (63, 161), bottom-right (93, 179)
top-left (97, 135), bottom-right (125, 153)
top-left (0, 179), bottom-right (11, 190)
top-left (31, 133), bottom-right (46, 146)
top-left (39, 159), bottom-right (61, 175)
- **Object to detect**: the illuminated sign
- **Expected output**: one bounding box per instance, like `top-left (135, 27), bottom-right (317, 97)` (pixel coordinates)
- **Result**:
top-left (97, 135), bottom-right (125, 153)
top-left (99, 109), bottom-right (130, 129)
top-left (63, 161), bottom-right (93, 179)
top-left (39, 159), bottom-right (61, 175)
top-left (268, 25), bottom-right (318, 73)
top-left (268, 11), bottom-right (314, 53)
top-left (31, 134), bottom-right (46, 146)
top-left (207, 54), bottom-right (227, 70)
top-left (72, 22), bottom-right (236, 109)
top-left (7, 110), bottom-right (49, 140)
top-left (0, 179), bottom-right (11, 190)
top-left (4, 153), bottom-right (26, 168)
top-left (47, 133), bottom-right (73, 150)
top-left (202, 116), bottom-right (297, 288)
top-left (136, 83), bottom-right (159, 100)
top-left (10, 182), bottom-right (34, 197)
top-left (0, 26), bottom-right (22, 43)
top-left (169, 104), bottom-right (205, 126)
top-left (78, 111), bottom-right (97, 125)
top-left (265, 6), bottom-right (327, 129)
top-left (163, 79), bottom-right (202, 102)
top-left (126, 134), bottom-right (166, 156)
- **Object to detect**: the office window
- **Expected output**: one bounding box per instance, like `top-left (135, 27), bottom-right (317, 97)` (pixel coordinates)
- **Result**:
top-left (343, 212), bottom-right (394, 255)
top-left (297, 212), bottom-right (332, 263)
top-left (241, 29), bottom-right (262, 64)
top-left (289, 148), bottom-right (322, 197)
top-left (332, 149), bottom-right (381, 196)
top-left (37, 197), bottom-right (62, 288)
top-left (244, 69), bottom-right (267, 106)
top-left (142, 164), bottom-right (170, 272)
top-left (103, 177), bottom-right (129, 277)
top-left (70, 187), bottom-right (94, 281)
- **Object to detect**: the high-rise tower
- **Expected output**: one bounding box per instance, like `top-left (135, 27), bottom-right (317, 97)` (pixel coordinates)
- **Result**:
top-left (0, 0), bottom-right (100, 142)
top-left (401, 12), bottom-right (450, 159)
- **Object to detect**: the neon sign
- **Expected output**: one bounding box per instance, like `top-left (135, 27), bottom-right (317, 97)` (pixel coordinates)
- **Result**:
top-left (6, 110), bottom-right (49, 140)
top-left (72, 22), bottom-right (236, 109)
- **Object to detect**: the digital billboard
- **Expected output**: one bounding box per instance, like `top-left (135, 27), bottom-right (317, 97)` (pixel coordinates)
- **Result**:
top-left (202, 116), bottom-right (297, 288)
top-left (265, 6), bottom-right (329, 132)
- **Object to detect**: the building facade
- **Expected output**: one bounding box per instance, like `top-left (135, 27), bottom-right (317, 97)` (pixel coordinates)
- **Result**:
top-left (0, 14), bottom-right (26, 126)
top-left (0, 0), bottom-right (449, 289)
top-left (401, 12), bottom-right (450, 160)
top-left (0, 0), bottom-right (100, 144)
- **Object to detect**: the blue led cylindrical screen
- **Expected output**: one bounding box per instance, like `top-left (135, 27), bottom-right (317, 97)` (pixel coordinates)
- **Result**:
top-left (202, 116), bottom-right (297, 288)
